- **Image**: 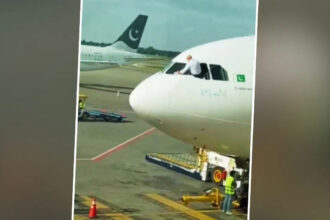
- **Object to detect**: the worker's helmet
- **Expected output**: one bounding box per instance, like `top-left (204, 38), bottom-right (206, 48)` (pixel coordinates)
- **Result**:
top-left (229, 170), bottom-right (236, 177)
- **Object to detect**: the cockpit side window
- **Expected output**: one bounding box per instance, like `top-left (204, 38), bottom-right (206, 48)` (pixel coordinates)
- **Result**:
top-left (209, 64), bottom-right (228, 81)
top-left (165, 62), bottom-right (210, 80)
top-left (165, 62), bottom-right (186, 74)
top-left (200, 63), bottom-right (210, 80)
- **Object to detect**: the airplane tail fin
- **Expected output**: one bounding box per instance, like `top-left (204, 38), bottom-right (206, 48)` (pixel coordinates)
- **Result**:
top-left (112, 15), bottom-right (148, 51)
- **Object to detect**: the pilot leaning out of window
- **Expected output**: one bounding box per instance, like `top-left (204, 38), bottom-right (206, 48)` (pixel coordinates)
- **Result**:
top-left (177, 55), bottom-right (203, 78)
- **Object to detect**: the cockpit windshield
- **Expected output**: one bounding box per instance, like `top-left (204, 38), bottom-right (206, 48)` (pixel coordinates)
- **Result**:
top-left (161, 62), bottom-right (173, 73)
top-left (163, 62), bottom-right (229, 81)
top-left (165, 62), bottom-right (186, 74)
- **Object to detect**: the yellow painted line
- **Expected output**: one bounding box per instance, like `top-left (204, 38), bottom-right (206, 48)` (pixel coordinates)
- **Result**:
top-left (146, 193), bottom-right (217, 220)
top-left (75, 213), bottom-right (133, 220)
top-left (80, 196), bottom-right (109, 209)
top-left (76, 209), bottom-right (225, 219)
top-left (73, 215), bottom-right (88, 220)
top-left (79, 196), bottom-right (133, 219)
top-left (105, 213), bottom-right (134, 220)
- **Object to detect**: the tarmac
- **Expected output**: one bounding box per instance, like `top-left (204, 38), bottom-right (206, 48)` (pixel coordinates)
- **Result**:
top-left (74, 57), bottom-right (247, 220)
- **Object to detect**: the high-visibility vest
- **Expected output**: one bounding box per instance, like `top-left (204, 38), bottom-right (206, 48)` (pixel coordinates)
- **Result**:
top-left (79, 102), bottom-right (85, 109)
top-left (225, 176), bottom-right (235, 195)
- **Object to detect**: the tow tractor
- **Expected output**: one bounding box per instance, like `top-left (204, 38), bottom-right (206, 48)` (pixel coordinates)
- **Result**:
top-left (146, 146), bottom-right (249, 210)
top-left (78, 94), bottom-right (127, 122)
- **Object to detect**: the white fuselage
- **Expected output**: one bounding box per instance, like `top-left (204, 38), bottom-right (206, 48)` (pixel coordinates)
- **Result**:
top-left (129, 36), bottom-right (255, 159)
top-left (80, 42), bottom-right (144, 70)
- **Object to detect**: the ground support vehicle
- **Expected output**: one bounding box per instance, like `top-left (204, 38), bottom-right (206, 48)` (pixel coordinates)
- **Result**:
top-left (146, 147), bottom-right (249, 210)
top-left (79, 109), bottom-right (126, 122)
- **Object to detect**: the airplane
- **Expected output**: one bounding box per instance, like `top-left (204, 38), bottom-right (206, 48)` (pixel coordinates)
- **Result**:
top-left (129, 36), bottom-right (255, 160)
top-left (80, 15), bottom-right (148, 70)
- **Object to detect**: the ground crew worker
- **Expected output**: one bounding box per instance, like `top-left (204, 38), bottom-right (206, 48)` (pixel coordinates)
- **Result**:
top-left (222, 170), bottom-right (236, 215)
top-left (78, 99), bottom-right (85, 115)
top-left (177, 55), bottom-right (203, 78)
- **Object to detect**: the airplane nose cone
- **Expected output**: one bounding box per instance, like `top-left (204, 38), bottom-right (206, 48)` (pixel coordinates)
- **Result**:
top-left (129, 83), bottom-right (146, 114)
top-left (129, 74), bottom-right (169, 124)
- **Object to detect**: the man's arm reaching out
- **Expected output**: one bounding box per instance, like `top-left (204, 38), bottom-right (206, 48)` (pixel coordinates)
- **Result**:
top-left (178, 62), bottom-right (191, 74)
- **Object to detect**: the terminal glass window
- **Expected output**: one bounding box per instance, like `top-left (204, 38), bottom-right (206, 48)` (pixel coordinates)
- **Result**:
top-left (210, 64), bottom-right (228, 81)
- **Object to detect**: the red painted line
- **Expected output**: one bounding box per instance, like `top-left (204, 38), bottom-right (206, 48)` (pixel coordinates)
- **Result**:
top-left (92, 127), bottom-right (156, 162)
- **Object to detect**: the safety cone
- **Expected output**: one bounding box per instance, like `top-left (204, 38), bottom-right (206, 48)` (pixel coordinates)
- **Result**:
top-left (88, 198), bottom-right (97, 218)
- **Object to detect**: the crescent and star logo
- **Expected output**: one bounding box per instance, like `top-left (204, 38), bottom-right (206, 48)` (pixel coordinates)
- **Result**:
top-left (129, 29), bottom-right (139, 41)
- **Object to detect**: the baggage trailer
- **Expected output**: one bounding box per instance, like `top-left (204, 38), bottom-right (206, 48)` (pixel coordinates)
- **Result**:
top-left (146, 147), bottom-right (249, 210)
top-left (77, 93), bottom-right (126, 122)
top-left (79, 110), bottom-right (126, 122)
top-left (146, 147), bottom-right (248, 189)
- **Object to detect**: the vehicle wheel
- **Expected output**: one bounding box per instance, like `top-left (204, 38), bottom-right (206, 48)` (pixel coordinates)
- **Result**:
top-left (82, 112), bottom-right (89, 121)
top-left (212, 202), bottom-right (220, 207)
top-left (211, 167), bottom-right (223, 184)
top-left (236, 182), bottom-right (249, 198)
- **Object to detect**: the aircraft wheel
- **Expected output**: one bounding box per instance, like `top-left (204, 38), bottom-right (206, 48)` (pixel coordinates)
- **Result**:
top-left (211, 167), bottom-right (223, 184)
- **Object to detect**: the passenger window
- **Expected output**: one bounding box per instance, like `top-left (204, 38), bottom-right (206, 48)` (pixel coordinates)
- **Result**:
top-left (210, 64), bottom-right (228, 81)
top-left (166, 62), bottom-right (188, 74)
